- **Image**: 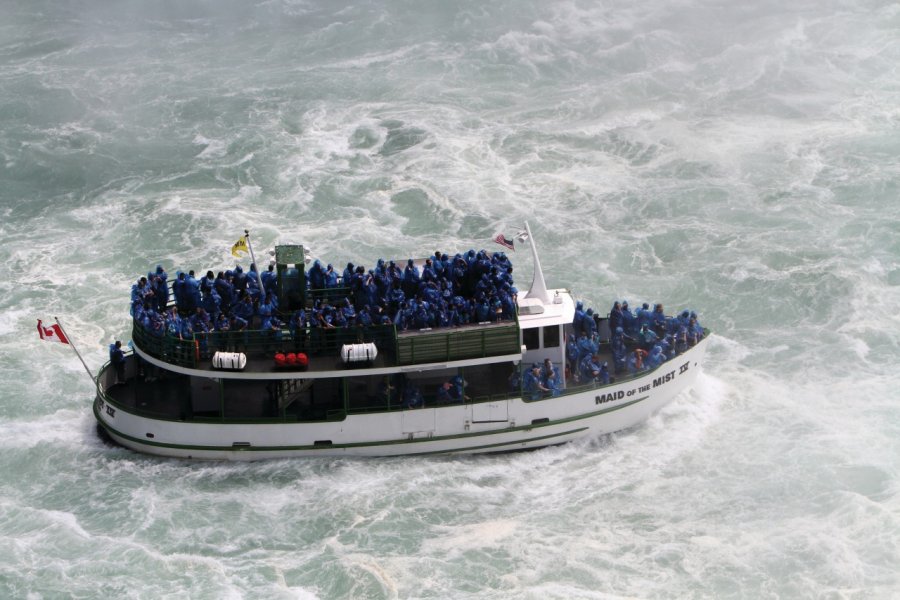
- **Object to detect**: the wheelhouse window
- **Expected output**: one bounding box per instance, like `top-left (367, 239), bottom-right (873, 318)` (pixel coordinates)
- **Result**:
top-left (523, 328), bottom-right (540, 350)
top-left (542, 325), bottom-right (560, 348)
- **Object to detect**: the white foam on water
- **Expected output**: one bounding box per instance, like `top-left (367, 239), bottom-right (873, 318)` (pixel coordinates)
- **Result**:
top-left (2, 0), bottom-right (899, 597)
top-left (0, 409), bottom-right (86, 450)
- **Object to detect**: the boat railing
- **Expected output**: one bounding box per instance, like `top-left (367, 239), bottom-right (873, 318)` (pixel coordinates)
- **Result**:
top-left (130, 316), bottom-right (523, 369)
top-left (396, 320), bottom-right (521, 365)
top-left (131, 319), bottom-right (398, 368)
top-left (305, 286), bottom-right (352, 306)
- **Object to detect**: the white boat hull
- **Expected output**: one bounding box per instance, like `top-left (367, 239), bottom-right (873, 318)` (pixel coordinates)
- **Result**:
top-left (94, 339), bottom-right (708, 460)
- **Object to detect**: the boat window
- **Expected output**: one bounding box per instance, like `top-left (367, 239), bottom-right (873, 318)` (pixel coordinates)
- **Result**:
top-left (542, 325), bottom-right (560, 348)
top-left (523, 328), bottom-right (540, 350)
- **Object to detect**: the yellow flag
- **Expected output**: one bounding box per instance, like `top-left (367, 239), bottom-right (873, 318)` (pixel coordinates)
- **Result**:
top-left (231, 235), bottom-right (249, 257)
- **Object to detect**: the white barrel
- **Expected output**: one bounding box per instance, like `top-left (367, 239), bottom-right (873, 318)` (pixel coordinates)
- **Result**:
top-left (340, 342), bottom-right (377, 364)
top-left (212, 351), bottom-right (247, 371)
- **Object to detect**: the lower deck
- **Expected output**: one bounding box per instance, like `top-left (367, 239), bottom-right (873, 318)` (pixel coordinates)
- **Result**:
top-left (103, 355), bottom-right (521, 422)
top-left (101, 339), bottom-right (679, 425)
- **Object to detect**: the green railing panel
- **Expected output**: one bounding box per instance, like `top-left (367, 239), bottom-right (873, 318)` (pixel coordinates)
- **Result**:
top-left (396, 321), bottom-right (520, 365)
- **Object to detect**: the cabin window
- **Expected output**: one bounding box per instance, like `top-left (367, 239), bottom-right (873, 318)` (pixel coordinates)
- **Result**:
top-left (523, 328), bottom-right (540, 350)
top-left (542, 325), bottom-right (560, 348)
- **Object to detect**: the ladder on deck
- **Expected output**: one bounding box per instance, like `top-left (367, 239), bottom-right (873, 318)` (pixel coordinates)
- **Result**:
top-left (278, 379), bottom-right (314, 410)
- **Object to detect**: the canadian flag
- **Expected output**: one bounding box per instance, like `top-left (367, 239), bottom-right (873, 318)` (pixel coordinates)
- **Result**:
top-left (37, 319), bottom-right (70, 344)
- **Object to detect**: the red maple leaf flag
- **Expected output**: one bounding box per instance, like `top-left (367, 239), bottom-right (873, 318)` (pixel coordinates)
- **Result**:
top-left (37, 319), bottom-right (70, 344)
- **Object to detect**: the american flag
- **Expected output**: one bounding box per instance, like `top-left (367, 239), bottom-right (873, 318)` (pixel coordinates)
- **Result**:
top-left (493, 232), bottom-right (515, 251)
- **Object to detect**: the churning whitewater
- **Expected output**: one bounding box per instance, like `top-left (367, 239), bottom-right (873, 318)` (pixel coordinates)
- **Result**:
top-left (1, 0), bottom-right (898, 597)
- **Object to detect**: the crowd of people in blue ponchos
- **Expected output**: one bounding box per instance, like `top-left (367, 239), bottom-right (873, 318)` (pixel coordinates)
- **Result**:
top-left (501, 298), bottom-right (705, 401)
top-left (127, 254), bottom-right (704, 406)
top-left (303, 249), bottom-right (517, 331)
top-left (129, 249), bottom-right (519, 345)
top-left (130, 263), bottom-right (283, 344)
top-left (564, 299), bottom-right (704, 387)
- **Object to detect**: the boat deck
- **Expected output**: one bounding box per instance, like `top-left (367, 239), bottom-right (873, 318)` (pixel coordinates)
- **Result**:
top-left (103, 342), bottom-right (622, 423)
top-left (135, 319), bottom-right (521, 377)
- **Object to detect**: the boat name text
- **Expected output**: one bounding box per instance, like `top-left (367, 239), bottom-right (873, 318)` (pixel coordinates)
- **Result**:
top-left (595, 360), bottom-right (690, 405)
top-left (98, 398), bottom-right (116, 418)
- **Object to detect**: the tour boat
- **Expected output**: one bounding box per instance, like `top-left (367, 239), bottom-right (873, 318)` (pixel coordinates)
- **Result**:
top-left (93, 224), bottom-right (709, 459)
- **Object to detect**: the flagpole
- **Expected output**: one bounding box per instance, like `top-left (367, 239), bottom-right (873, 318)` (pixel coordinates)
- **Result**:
top-left (522, 221), bottom-right (551, 304)
top-left (54, 317), bottom-right (97, 384)
top-left (244, 229), bottom-right (266, 300)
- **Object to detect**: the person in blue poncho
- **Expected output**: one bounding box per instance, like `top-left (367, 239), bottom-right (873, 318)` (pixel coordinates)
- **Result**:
top-left (543, 364), bottom-right (562, 397)
top-left (214, 312), bottom-right (230, 333)
top-left (579, 353), bottom-right (603, 384)
top-left (232, 293), bottom-right (255, 327)
top-left (403, 383), bottom-right (424, 409)
top-left (421, 258), bottom-right (437, 283)
top-left (179, 317), bottom-right (194, 353)
top-left (436, 381), bottom-right (454, 405)
top-left (612, 328), bottom-right (628, 374)
top-left (153, 272), bottom-right (168, 312)
top-left (261, 264), bottom-right (277, 295)
top-left (235, 264), bottom-right (252, 294)
top-left (184, 270), bottom-right (201, 313)
top-left (342, 263), bottom-right (355, 287)
top-left (201, 289), bottom-right (221, 321)
top-left (540, 358), bottom-right (555, 383)
top-left (214, 272), bottom-right (234, 313)
top-left (324, 264), bottom-right (338, 289)
top-left (608, 301), bottom-right (623, 335)
top-left (358, 305), bottom-right (374, 327)
top-left (652, 303), bottom-right (667, 331)
top-left (640, 323), bottom-right (659, 350)
top-left (475, 296), bottom-right (491, 322)
top-left (687, 316), bottom-right (704, 346)
top-left (598, 361), bottom-right (610, 385)
top-left (645, 345), bottom-right (665, 369)
top-left (566, 333), bottom-right (579, 367)
top-left (581, 308), bottom-right (597, 337)
top-left (621, 301), bottom-right (636, 335)
top-left (626, 348), bottom-right (645, 373)
top-left (131, 277), bottom-right (150, 307)
top-left (307, 260), bottom-right (325, 290)
top-left (576, 332), bottom-right (598, 363)
top-left (573, 301), bottom-right (585, 334)
top-left (200, 269), bottom-right (215, 296)
top-left (450, 375), bottom-right (469, 402)
top-left (171, 272), bottom-right (186, 311)
top-left (403, 259), bottom-right (420, 297)
top-left (636, 302), bottom-right (652, 331)
top-left (523, 363), bottom-right (550, 400)
top-left (109, 340), bottom-right (126, 384)
top-left (258, 295), bottom-right (275, 322)
top-left (165, 307), bottom-right (182, 338)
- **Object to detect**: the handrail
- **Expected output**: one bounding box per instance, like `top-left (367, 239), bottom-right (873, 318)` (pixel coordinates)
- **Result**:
top-left (131, 314), bottom-right (523, 369)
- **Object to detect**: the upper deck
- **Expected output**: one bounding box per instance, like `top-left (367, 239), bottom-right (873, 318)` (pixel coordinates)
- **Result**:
top-left (132, 315), bottom-right (525, 380)
top-left (130, 227), bottom-right (577, 380)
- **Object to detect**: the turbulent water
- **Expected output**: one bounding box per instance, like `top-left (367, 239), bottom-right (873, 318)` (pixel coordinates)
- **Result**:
top-left (1, 0), bottom-right (898, 597)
